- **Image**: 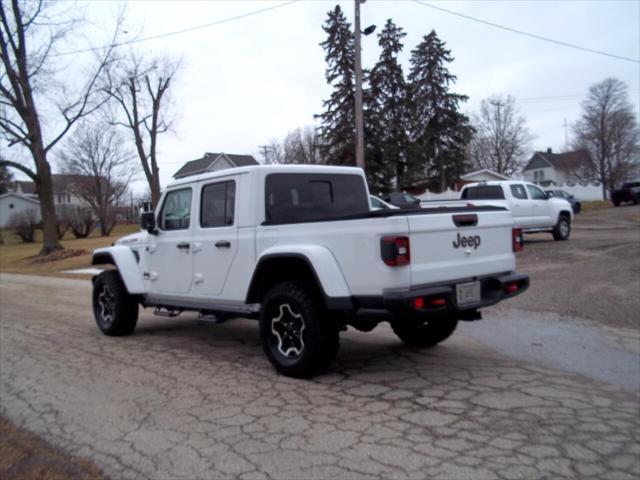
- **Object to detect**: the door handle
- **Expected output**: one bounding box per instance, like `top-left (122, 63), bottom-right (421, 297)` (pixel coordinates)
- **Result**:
top-left (215, 240), bottom-right (231, 248)
top-left (176, 242), bottom-right (190, 250)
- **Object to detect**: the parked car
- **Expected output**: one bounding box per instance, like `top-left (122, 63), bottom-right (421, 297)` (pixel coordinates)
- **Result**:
top-left (91, 165), bottom-right (529, 378)
top-left (545, 189), bottom-right (581, 214)
top-left (380, 192), bottom-right (421, 209)
top-left (421, 181), bottom-right (574, 241)
top-left (370, 195), bottom-right (399, 210)
top-left (610, 182), bottom-right (640, 206)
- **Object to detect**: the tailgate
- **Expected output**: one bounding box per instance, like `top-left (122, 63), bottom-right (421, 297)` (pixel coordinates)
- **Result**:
top-left (408, 209), bottom-right (515, 286)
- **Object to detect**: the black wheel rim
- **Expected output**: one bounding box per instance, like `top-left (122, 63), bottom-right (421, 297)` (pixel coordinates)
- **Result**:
top-left (97, 284), bottom-right (115, 326)
top-left (270, 303), bottom-right (305, 358)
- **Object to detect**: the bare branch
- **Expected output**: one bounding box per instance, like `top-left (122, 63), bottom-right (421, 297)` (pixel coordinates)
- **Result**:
top-left (0, 158), bottom-right (37, 181)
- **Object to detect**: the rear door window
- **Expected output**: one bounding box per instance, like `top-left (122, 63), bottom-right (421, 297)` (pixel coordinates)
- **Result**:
top-left (265, 173), bottom-right (370, 224)
top-left (200, 181), bottom-right (236, 228)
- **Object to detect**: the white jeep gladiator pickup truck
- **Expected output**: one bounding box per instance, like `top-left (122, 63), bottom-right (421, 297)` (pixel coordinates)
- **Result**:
top-left (424, 181), bottom-right (574, 241)
top-left (91, 165), bottom-right (529, 378)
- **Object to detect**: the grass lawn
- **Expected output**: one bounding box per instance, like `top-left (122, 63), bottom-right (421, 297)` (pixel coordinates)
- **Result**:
top-left (0, 224), bottom-right (139, 278)
top-left (581, 200), bottom-right (613, 211)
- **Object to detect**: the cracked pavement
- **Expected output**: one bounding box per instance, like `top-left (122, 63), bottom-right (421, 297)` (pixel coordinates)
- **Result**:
top-left (1, 272), bottom-right (638, 479)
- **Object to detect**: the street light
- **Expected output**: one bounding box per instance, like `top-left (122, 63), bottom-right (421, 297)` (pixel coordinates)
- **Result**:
top-left (354, 0), bottom-right (375, 171)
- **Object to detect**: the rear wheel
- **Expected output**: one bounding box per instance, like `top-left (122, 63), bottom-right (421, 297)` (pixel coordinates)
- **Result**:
top-left (391, 316), bottom-right (458, 348)
top-left (552, 215), bottom-right (571, 241)
top-left (613, 200), bottom-right (620, 206)
top-left (259, 281), bottom-right (339, 378)
top-left (92, 270), bottom-right (138, 336)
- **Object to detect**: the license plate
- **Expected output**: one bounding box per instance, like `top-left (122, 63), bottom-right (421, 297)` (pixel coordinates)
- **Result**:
top-left (456, 281), bottom-right (481, 306)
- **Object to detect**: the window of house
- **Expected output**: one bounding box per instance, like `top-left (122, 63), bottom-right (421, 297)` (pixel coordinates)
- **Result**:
top-left (200, 181), bottom-right (236, 228)
top-left (533, 170), bottom-right (545, 182)
top-left (159, 188), bottom-right (192, 230)
top-left (510, 184), bottom-right (528, 199)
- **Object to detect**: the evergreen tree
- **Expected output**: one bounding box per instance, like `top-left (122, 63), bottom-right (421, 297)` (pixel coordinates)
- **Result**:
top-left (367, 19), bottom-right (409, 192)
top-left (408, 30), bottom-right (473, 191)
top-left (316, 6), bottom-right (356, 165)
top-left (0, 164), bottom-right (15, 195)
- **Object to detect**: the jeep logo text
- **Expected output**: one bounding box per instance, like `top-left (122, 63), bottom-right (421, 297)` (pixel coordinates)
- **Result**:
top-left (452, 233), bottom-right (481, 249)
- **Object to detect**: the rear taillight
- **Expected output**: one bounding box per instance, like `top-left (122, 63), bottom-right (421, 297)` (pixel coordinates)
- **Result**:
top-left (512, 228), bottom-right (523, 252)
top-left (381, 236), bottom-right (410, 266)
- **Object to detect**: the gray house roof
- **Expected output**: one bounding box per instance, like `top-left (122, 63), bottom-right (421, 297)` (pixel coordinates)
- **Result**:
top-left (523, 149), bottom-right (591, 172)
top-left (173, 152), bottom-right (259, 178)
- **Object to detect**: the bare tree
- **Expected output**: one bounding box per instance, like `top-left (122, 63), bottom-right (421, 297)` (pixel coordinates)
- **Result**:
top-left (572, 78), bottom-right (640, 199)
top-left (104, 53), bottom-right (180, 208)
top-left (283, 126), bottom-right (322, 165)
top-left (0, 0), bottom-right (121, 254)
top-left (467, 95), bottom-right (533, 177)
top-left (58, 122), bottom-right (135, 236)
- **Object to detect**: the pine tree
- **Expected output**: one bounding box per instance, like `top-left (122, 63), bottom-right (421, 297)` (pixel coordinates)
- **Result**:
top-left (367, 19), bottom-right (409, 192)
top-left (0, 164), bottom-right (15, 195)
top-left (316, 6), bottom-right (356, 165)
top-left (408, 30), bottom-right (473, 191)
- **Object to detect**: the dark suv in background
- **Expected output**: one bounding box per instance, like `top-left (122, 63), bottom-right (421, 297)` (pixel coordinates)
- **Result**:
top-left (545, 189), bottom-right (581, 214)
top-left (610, 182), bottom-right (640, 206)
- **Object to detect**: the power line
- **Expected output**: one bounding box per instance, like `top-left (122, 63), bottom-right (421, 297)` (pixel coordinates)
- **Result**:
top-left (412, 0), bottom-right (640, 64)
top-left (516, 92), bottom-right (640, 102)
top-left (52, 0), bottom-right (299, 57)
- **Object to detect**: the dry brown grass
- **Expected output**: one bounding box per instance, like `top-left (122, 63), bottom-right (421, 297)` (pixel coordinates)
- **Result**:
top-left (0, 417), bottom-right (104, 480)
top-left (581, 200), bottom-right (612, 212)
top-left (0, 224), bottom-right (138, 277)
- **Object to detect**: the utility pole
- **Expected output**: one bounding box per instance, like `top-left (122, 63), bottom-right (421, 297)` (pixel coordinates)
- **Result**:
top-left (354, 0), bottom-right (365, 171)
top-left (258, 145), bottom-right (272, 164)
top-left (563, 119), bottom-right (568, 150)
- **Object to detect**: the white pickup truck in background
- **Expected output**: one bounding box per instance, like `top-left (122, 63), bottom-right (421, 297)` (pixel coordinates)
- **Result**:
top-left (423, 181), bottom-right (574, 241)
top-left (91, 165), bottom-right (529, 377)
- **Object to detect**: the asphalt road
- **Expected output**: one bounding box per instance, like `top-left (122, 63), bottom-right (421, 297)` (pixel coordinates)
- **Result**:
top-left (1, 206), bottom-right (639, 479)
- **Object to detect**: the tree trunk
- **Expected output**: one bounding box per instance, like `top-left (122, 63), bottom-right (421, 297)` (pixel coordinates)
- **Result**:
top-left (35, 158), bottom-right (63, 255)
top-left (151, 173), bottom-right (161, 209)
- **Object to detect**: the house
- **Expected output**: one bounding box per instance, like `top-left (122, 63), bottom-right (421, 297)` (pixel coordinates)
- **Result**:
top-left (14, 174), bottom-right (91, 208)
top-left (173, 152), bottom-right (259, 179)
top-left (0, 193), bottom-right (41, 228)
top-left (522, 148), bottom-right (591, 186)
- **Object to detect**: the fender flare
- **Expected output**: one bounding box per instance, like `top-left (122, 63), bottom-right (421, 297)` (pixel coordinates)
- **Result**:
top-left (92, 246), bottom-right (146, 294)
top-left (246, 245), bottom-right (353, 308)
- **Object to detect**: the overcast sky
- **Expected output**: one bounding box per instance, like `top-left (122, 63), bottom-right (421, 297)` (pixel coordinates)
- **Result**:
top-left (24, 1), bottom-right (640, 190)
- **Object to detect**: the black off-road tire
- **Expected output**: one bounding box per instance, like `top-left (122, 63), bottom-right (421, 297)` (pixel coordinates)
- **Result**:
top-left (92, 270), bottom-right (139, 336)
top-left (391, 317), bottom-right (458, 348)
top-left (552, 214), bottom-right (571, 241)
top-left (613, 200), bottom-right (620, 207)
top-left (259, 281), bottom-right (339, 378)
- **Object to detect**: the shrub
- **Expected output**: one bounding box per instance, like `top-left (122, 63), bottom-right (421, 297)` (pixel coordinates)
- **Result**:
top-left (69, 209), bottom-right (95, 239)
top-left (8, 210), bottom-right (39, 243)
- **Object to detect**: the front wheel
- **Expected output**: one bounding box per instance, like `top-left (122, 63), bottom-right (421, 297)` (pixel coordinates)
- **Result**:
top-left (259, 281), bottom-right (339, 378)
top-left (391, 316), bottom-right (458, 348)
top-left (92, 270), bottom-right (138, 336)
top-left (552, 215), bottom-right (571, 241)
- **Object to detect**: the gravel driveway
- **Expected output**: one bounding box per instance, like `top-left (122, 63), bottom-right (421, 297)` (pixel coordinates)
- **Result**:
top-left (0, 206), bottom-right (638, 479)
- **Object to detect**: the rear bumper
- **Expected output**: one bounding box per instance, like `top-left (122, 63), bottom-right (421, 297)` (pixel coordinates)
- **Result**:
top-left (381, 272), bottom-right (529, 316)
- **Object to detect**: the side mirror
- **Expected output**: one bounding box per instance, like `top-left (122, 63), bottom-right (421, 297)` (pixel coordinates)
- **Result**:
top-left (141, 212), bottom-right (157, 234)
